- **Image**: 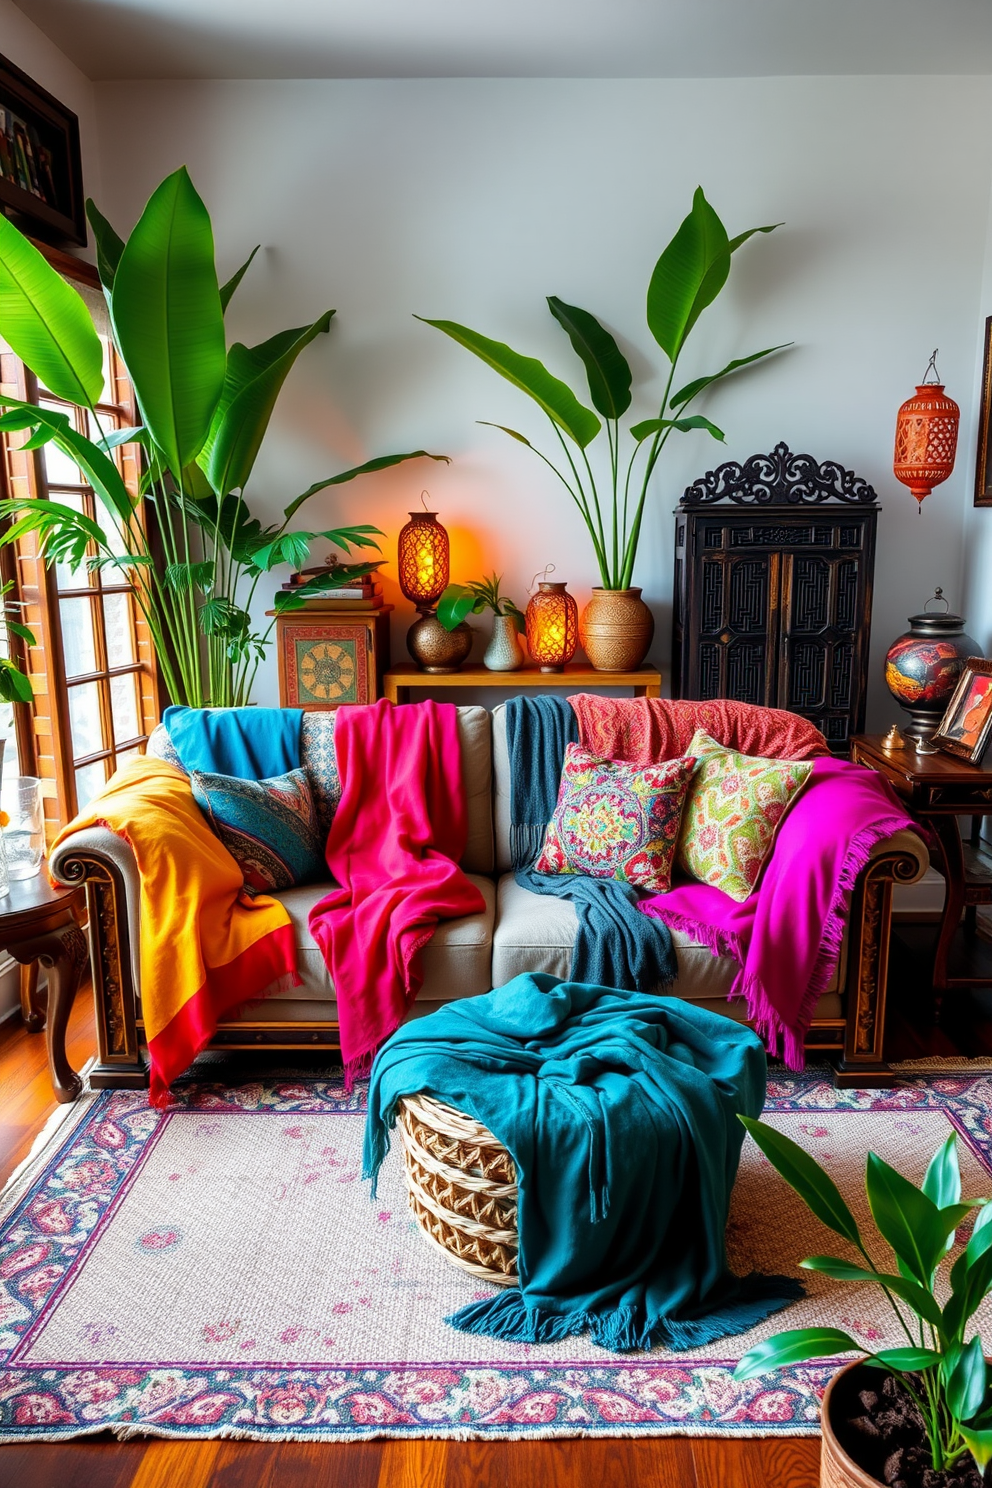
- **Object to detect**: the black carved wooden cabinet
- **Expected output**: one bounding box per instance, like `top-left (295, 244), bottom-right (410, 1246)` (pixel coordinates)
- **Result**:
top-left (673, 443), bottom-right (879, 751)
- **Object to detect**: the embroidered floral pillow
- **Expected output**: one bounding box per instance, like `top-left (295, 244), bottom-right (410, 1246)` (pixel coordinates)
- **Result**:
top-left (190, 767), bottom-right (325, 893)
top-left (677, 730), bottom-right (813, 901)
top-left (534, 743), bottom-right (697, 892)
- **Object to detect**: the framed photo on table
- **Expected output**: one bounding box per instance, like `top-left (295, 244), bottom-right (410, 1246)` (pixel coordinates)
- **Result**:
top-left (932, 657), bottom-right (992, 764)
top-left (0, 52), bottom-right (86, 246)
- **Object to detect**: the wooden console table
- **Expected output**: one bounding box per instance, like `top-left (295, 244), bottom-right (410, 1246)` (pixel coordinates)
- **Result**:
top-left (2, 874), bottom-right (88, 1103)
top-left (851, 734), bottom-right (992, 1002)
top-left (383, 663), bottom-right (663, 705)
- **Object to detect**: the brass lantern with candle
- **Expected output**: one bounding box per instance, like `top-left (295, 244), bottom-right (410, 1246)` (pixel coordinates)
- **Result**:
top-left (398, 501), bottom-right (472, 673)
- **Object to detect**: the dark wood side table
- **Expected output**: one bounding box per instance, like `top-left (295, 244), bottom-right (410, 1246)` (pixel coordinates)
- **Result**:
top-left (851, 734), bottom-right (992, 1002)
top-left (2, 874), bottom-right (88, 1103)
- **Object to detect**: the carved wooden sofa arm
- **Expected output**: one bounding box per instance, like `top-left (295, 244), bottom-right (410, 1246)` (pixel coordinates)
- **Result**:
top-left (50, 828), bottom-right (147, 1090)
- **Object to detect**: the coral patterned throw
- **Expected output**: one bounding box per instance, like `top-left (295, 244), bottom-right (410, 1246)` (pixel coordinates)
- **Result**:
top-left (677, 730), bottom-right (813, 901)
top-left (534, 743), bottom-right (697, 892)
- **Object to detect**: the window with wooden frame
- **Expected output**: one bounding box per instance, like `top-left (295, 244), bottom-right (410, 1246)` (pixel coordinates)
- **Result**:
top-left (0, 252), bottom-right (159, 840)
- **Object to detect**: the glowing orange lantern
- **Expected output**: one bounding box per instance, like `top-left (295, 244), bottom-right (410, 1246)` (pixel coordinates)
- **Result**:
top-left (397, 503), bottom-right (449, 612)
top-left (893, 351), bottom-right (960, 509)
top-left (525, 575), bottom-right (578, 672)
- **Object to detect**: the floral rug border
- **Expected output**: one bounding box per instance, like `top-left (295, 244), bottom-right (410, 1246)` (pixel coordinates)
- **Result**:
top-left (1, 1067), bottom-right (989, 1442)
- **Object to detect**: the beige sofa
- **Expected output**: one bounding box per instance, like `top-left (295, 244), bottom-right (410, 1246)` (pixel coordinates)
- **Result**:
top-left (50, 704), bottom-right (927, 1094)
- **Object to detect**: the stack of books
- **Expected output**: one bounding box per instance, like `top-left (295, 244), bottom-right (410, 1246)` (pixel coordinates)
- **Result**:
top-left (281, 571), bottom-right (385, 611)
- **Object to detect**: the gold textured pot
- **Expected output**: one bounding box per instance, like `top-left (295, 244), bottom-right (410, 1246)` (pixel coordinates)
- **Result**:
top-left (579, 587), bottom-right (654, 672)
top-left (407, 613), bottom-right (473, 673)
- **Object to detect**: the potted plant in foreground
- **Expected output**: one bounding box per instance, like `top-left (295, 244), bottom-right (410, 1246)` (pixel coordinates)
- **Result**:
top-left (417, 187), bottom-right (788, 669)
top-left (737, 1118), bottom-right (992, 1488)
top-left (437, 573), bottom-right (526, 671)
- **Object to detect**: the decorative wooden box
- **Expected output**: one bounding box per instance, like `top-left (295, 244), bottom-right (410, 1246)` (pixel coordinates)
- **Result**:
top-left (275, 605), bottom-right (393, 709)
top-left (673, 443), bottom-right (879, 752)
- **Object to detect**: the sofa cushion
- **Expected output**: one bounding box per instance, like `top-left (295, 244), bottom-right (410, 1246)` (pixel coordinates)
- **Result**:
top-left (678, 730), bottom-right (813, 901)
top-left (190, 767), bottom-right (325, 892)
top-left (491, 872), bottom-right (844, 1004)
top-left (534, 744), bottom-right (696, 892)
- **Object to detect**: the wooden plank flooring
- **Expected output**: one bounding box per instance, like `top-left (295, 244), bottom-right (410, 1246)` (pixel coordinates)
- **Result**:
top-left (6, 969), bottom-right (978, 1488)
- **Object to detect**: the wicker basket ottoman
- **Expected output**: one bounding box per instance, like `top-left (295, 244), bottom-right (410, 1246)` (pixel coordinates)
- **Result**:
top-left (396, 1093), bottom-right (519, 1285)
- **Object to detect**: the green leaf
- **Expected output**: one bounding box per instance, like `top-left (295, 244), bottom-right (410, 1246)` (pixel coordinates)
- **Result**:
top-left (0, 213), bottom-right (104, 407)
top-left (273, 564), bottom-right (381, 612)
top-left (198, 312), bottom-right (334, 498)
top-left (248, 526), bottom-right (383, 574)
top-left (923, 1132), bottom-right (962, 1210)
top-left (630, 415), bottom-right (725, 443)
top-left (282, 451), bottom-right (450, 521)
top-left (219, 245), bottom-right (260, 312)
top-left (960, 1426), bottom-right (992, 1472)
top-left (734, 1328), bottom-right (862, 1381)
top-left (865, 1153), bottom-right (967, 1287)
top-left (85, 199), bottom-right (125, 293)
top-left (0, 658), bottom-right (33, 704)
top-left (945, 1336), bottom-right (987, 1424)
top-left (438, 585), bottom-right (480, 631)
top-left (728, 222), bottom-right (783, 254)
top-left (739, 1118), bottom-right (863, 1248)
top-left (799, 1257), bottom-right (944, 1331)
top-left (669, 345), bottom-right (792, 409)
top-left (546, 296), bottom-right (631, 419)
top-left (4, 619), bottom-right (34, 644)
top-left (416, 316), bottom-right (600, 449)
top-left (646, 187), bottom-right (731, 363)
top-left (165, 561), bottom-right (215, 593)
top-left (479, 421), bottom-right (536, 447)
top-left (868, 1347), bottom-right (943, 1372)
top-left (111, 166), bottom-right (227, 480)
top-left (946, 1219), bottom-right (992, 1339)
top-left (199, 597), bottom-right (250, 637)
top-left (96, 426), bottom-right (144, 453)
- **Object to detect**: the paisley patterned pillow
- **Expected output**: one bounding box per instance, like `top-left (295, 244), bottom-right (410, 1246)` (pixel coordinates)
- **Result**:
top-left (534, 743), bottom-right (697, 892)
top-left (677, 730), bottom-right (813, 902)
top-left (190, 767), bottom-right (326, 894)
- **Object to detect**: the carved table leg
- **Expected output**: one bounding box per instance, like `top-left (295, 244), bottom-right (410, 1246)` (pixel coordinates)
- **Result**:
top-left (12, 921), bottom-right (88, 1103)
top-left (18, 961), bottom-right (43, 1032)
top-left (931, 814), bottom-right (966, 1011)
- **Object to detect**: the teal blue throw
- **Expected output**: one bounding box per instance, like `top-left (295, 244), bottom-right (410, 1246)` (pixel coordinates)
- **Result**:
top-left (364, 974), bottom-right (802, 1351)
top-left (505, 696), bottom-right (678, 992)
top-left (163, 705), bottom-right (303, 779)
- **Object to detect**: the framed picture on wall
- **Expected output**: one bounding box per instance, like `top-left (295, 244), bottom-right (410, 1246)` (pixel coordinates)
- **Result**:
top-left (976, 316), bottom-right (992, 506)
top-left (0, 51), bottom-right (86, 247)
top-left (932, 657), bottom-right (992, 764)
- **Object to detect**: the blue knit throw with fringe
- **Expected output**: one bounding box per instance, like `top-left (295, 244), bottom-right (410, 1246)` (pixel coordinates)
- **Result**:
top-left (505, 695), bottom-right (678, 992)
top-left (364, 972), bottom-right (803, 1351)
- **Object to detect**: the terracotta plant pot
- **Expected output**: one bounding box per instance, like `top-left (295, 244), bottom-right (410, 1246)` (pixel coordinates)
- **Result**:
top-left (579, 587), bottom-right (654, 672)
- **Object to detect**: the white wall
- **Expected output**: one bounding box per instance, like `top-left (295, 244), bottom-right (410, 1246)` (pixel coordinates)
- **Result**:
top-left (0, 0), bottom-right (101, 253)
top-left (91, 76), bottom-right (992, 725)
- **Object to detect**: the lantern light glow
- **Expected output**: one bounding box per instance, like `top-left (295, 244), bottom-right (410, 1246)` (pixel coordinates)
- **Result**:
top-left (525, 575), bottom-right (578, 673)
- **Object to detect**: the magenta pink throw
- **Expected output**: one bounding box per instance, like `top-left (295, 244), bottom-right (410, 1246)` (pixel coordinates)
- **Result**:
top-left (308, 700), bottom-right (485, 1080)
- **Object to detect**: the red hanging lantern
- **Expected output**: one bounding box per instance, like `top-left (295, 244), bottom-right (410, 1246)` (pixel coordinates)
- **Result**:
top-left (893, 351), bottom-right (960, 509)
top-left (525, 569), bottom-right (578, 672)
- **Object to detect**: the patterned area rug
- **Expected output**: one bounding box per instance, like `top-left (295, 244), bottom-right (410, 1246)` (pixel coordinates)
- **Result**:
top-left (1, 1066), bottom-right (991, 1443)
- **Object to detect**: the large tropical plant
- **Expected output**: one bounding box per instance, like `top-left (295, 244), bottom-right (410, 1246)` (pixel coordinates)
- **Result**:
top-left (736, 1118), bottom-right (992, 1480)
top-left (0, 168), bottom-right (446, 706)
top-left (418, 188), bottom-right (788, 591)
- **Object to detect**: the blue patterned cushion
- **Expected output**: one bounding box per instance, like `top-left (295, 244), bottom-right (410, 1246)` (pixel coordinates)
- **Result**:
top-left (190, 767), bottom-right (326, 893)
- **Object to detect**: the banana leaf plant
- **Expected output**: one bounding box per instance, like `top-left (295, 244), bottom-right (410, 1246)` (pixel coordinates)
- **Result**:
top-left (0, 579), bottom-right (34, 705)
top-left (437, 572), bottom-right (525, 633)
top-left (736, 1118), bottom-right (992, 1480)
top-left (418, 188), bottom-right (788, 591)
top-left (0, 168), bottom-right (447, 706)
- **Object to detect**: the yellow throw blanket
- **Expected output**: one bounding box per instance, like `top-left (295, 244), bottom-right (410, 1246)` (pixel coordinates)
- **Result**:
top-left (54, 757), bottom-right (298, 1105)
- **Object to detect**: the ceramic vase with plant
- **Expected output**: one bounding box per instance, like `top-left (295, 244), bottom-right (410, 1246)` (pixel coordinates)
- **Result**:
top-left (438, 574), bottom-right (526, 672)
top-left (0, 169), bottom-right (446, 707)
top-left (418, 187), bottom-right (788, 669)
top-left (736, 1118), bottom-right (992, 1488)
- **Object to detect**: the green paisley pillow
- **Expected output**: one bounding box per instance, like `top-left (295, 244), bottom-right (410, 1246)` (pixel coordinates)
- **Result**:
top-left (677, 730), bottom-right (813, 901)
top-left (534, 743), bottom-right (698, 892)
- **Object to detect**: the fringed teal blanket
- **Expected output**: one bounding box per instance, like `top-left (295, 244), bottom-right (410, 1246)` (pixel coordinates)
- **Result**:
top-left (364, 973), bottom-right (802, 1351)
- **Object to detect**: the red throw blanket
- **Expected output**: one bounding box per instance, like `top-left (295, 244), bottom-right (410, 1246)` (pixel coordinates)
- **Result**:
top-left (569, 695), bottom-right (831, 765)
top-left (308, 699), bottom-right (486, 1079)
top-left (639, 758), bottom-right (918, 1067)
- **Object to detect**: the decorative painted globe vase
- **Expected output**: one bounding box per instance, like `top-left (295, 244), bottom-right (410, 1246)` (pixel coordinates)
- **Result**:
top-left (884, 589), bottom-right (982, 744)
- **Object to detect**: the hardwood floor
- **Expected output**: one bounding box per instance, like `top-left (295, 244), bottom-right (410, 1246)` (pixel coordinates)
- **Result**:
top-left (7, 967), bottom-right (979, 1488)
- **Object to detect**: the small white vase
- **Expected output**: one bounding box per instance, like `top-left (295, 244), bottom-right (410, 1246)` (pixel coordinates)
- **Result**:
top-left (484, 613), bottom-right (525, 672)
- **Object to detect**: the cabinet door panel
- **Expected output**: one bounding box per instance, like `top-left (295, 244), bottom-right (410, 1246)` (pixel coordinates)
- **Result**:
top-left (780, 549), bottom-right (869, 746)
top-left (691, 544), bottom-right (779, 705)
